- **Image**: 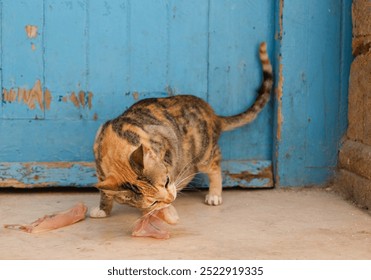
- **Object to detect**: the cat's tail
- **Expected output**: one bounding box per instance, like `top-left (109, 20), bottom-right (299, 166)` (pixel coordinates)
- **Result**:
top-left (220, 42), bottom-right (273, 132)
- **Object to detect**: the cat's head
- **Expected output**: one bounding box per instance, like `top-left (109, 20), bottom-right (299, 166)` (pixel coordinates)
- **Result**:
top-left (96, 144), bottom-right (177, 211)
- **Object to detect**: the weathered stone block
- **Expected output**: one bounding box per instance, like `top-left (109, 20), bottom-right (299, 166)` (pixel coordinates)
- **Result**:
top-left (339, 140), bottom-right (371, 180)
top-left (335, 169), bottom-right (371, 210)
top-left (337, 0), bottom-right (371, 213)
top-left (352, 36), bottom-right (371, 56)
top-left (347, 51), bottom-right (371, 141)
top-left (347, 50), bottom-right (371, 144)
top-left (353, 0), bottom-right (371, 37)
top-left (352, 0), bottom-right (371, 55)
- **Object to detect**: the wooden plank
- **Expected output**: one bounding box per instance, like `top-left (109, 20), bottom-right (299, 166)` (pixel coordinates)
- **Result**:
top-left (44, 0), bottom-right (87, 120)
top-left (0, 0), bottom-right (2, 117)
top-left (129, 0), bottom-right (168, 92)
top-left (208, 0), bottom-right (274, 161)
top-left (87, 0), bottom-right (132, 121)
top-left (222, 160), bottom-right (273, 188)
top-left (275, 0), bottom-right (352, 186)
top-left (0, 120), bottom-right (100, 162)
top-left (167, 0), bottom-right (208, 97)
top-left (0, 160), bottom-right (273, 188)
top-left (190, 161), bottom-right (273, 189)
top-left (0, 162), bottom-right (96, 188)
top-left (304, 2), bottom-right (343, 170)
top-left (1, 0), bottom-right (44, 119)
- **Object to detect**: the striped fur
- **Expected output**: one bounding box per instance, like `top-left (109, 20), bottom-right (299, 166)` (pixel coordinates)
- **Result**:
top-left (90, 42), bottom-right (273, 218)
top-left (220, 42), bottom-right (273, 131)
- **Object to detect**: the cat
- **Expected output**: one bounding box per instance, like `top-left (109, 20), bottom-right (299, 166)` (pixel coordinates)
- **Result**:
top-left (90, 42), bottom-right (273, 219)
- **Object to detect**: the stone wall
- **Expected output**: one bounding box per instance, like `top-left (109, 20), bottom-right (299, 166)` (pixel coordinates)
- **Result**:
top-left (336, 0), bottom-right (371, 209)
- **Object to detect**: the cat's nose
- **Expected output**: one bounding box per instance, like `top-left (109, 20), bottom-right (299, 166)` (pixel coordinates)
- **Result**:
top-left (157, 185), bottom-right (176, 203)
top-left (163, 194), bottom-right (175, 204)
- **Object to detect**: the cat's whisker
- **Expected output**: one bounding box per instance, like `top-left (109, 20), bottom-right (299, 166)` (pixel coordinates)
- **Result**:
top-left (173, 157), bottom-right (209, 190)
top-left (189, 176), bottom-right (205, 184)
top-left (184, 182), bottom-right (204, 191)
top-left (176, 191), bottom-right (187, 197)
top-left (172, 154), bottom-right (201, 185)
top-left (178, 187), bottom-right (202, 196)
top-left (176, 170), bottom-right (203, 184)
top-left (174, 172), bottom-right (202, 190)
top-left (138, 208), bottom-right (159, 225)
top-left (181, 180), bottom-right (203, 190)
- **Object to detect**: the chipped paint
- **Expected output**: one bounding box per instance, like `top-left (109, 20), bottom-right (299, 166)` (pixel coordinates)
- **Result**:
top-left (65, 91), bottom-right (94, 108)
top-left (132, 91), bottom-right (139, 100)
top-left (165, 86), bottom-right (176, 96)
top-left (0, 178), bottom-right (53, 188)
top-left (25, 25), bottom-right (38, 38)
top-left (22, 161), bottom-right (95, 169)
top-left (69, 92), bottom-right (80, 108)
top-left (273, 0), bottom-right (285, 188)
top-left (227, 166), bottom-right (273, 184)
top-left (0, 160), bottom-right (273, 189)
top-left (221, 160), bottom-right (273, 188)
top-left (78, 90), bottom-right (86, 107)
top-left (275, 0), bottom-right (284, 142)
top-left (2, 81), bottom-right (95, 111)
top-left (2, 80), bottom-right (51, 111)
top-left (87, 92), bottom-right (93, 109)
top-left (3, 88), bottom-right (17, 102)
top-left (29, 79), bottom-right (43, 110)
top-left (277, 0), bottom-right (284, 40)
top-left (276, 63), bottom-right (284, 141)
top-left (0, 162), bottom-right (96, 188)
top-left (45, 89), bottom-right (52, 110)
top-left (273, 62), bottom-right (284, 187)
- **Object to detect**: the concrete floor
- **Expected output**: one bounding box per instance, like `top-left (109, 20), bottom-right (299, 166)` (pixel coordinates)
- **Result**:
top-left (1, 187), bottom-right (371, 260)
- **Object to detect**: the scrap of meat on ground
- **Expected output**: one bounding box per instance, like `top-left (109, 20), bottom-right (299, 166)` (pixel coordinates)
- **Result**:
top-left (132, 204), bottom-right (179, 239)
top-left (3, 202), bottom-right (88, 233)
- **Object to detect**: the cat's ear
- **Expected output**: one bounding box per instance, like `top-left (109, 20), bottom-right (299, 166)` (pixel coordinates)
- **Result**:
top-left (129, 144), bottom-right (145, 174)
top-left (96, 176), bottom-right (119, 191)
top-left (129, 144), bottom-right (158, 175)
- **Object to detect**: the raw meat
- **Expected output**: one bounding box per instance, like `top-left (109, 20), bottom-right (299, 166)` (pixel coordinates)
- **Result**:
top-left (132, 212), bottom-right (170, 239)
top-left (3, 202), bottom-right (88, 233)
top-left (132, 205), bottom-right (179, 239)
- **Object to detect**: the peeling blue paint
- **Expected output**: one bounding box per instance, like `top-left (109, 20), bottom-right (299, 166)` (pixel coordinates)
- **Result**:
top-left (0, 160), bottom-right (272, 188)
top-left (0, 0), bottom-right (352, 188)
top-left (274, 0), bottom-right (352, 187)
top-left (0, 162), bottom-right (96, 187)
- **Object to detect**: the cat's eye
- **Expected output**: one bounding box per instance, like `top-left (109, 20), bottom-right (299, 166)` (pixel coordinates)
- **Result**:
top-left (150, 201), bottom-right (158, 207)
top-left (164, 176), bottom-right (170, 189)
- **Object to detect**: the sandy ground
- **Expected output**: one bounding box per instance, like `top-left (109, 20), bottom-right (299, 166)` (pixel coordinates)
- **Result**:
top-left (0, 187), bottom-right (370, 260)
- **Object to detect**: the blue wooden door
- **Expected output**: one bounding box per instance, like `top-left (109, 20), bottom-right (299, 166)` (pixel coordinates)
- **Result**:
top-left (0, 0), bottom-right (275, 188)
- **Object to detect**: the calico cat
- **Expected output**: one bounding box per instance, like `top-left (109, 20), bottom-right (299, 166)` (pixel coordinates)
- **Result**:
top-left (90, 42), bottom-right (273, 219)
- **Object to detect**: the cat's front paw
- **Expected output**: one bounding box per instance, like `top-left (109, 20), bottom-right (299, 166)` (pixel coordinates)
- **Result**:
top-left (90, 207), bottom-right (108, 218)
top-left (205, 194), bottom-right (222, 206)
